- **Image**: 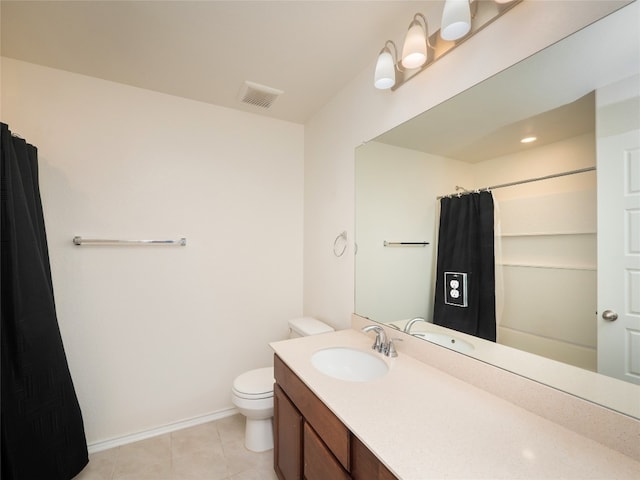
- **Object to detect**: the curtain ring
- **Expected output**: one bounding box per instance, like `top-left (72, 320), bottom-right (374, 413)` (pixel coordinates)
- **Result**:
top-left (333, 231), bottom-right (348, 257)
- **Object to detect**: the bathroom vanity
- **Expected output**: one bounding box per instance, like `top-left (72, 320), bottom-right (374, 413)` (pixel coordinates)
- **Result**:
top-left (270, 328), bottom-right (640, 480)
top-left (274, 354), bottom-right (396, 480)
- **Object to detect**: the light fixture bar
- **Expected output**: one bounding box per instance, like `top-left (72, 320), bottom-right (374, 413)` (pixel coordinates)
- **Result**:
top-left (390, 0), bottom-right (522, 91)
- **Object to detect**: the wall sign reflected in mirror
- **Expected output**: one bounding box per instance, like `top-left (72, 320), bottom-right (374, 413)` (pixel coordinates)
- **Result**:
top-left (355, 2), bottom-right (639, 418)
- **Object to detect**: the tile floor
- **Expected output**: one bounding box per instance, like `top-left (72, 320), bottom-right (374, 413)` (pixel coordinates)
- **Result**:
top-left (73, 414), bottom-right (278, 480)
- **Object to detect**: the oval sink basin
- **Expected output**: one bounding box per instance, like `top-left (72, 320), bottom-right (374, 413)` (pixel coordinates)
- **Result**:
top-left (311, 347), bottom-right (388, 382)
top-left (412, 332), bottom-right (474, 353)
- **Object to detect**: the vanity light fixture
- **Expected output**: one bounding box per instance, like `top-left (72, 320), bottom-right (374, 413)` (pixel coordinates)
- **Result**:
top-left (520, 136), bottom-right (538, 144)
top-left (401, 14), bottom-right (431, 69)
top-left (440, 0), bottom-right (472, 41)
top-left (374, 40), bottom-right (400, 89)
top-left (374, 0), bottom-right (523, 91)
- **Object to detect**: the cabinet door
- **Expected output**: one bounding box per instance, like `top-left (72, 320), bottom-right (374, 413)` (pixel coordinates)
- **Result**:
top-left (274, 384), bottom-right (303, 480)
top-left (351, 435), bottom-right (398, 480)
top-left (275, 355), bottom-right (350, 470)
top-left (304, 422), bottom-right (351, 480)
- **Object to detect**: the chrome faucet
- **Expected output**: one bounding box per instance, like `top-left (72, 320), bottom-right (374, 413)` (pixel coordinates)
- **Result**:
top-left (361, 325), bottom-right (387, 353)
top-left (361, 325), bottom-right (398, 357)
top-left (404, 317), bottom-right (427, 334)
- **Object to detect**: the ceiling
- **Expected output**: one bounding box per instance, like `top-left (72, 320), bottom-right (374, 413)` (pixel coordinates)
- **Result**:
top-left (1, 0), bottom-right (446, 124)
top-left (375, 91), bottom-right (595, 163)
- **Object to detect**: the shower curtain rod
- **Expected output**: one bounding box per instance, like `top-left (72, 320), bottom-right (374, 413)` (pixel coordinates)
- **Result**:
top-left (437, 166), bottom-right (596, 199)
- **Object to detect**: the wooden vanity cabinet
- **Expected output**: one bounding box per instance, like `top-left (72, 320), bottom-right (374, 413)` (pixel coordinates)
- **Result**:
top-left (304, 422), bottom-right (351, 480)
top-left (274, 384), bottom-right (302, 480)
top-left (273, 354), bottom-right (397, 480)
top-left (351, 436), bottom-right (398, 480)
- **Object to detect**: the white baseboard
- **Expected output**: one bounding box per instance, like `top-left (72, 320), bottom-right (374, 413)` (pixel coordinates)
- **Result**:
top-left (87, 407), bottom-right (239, 454)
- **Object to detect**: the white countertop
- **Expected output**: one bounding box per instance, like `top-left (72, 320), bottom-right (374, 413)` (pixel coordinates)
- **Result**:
top-left (270, 328), bottom-right (640, 480)
top-left (385, 318), bottom-right (640, 420)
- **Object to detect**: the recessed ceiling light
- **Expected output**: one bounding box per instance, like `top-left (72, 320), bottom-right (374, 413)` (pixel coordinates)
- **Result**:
top-left (520, 136), bottom-right (537, 144)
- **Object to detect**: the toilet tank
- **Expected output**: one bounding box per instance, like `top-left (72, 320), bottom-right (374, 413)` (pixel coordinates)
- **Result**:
top-left (288, 317), bottom-right (334, 338)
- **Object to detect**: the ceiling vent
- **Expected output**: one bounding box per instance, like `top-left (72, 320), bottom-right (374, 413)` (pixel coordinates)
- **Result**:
top-left (238, 81), bottom-right (283, 109)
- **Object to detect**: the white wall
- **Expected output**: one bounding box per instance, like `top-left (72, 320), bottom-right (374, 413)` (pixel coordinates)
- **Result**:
top-left (1, 58), bottom-right (304, 445)
top-left (302, 1), bottom-right (636, 329)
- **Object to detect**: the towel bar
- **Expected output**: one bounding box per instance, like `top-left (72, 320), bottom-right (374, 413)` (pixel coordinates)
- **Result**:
top-left (383, 241), bottom-right (429, 247)
top-left (73, 237), bottom-right (186, 246)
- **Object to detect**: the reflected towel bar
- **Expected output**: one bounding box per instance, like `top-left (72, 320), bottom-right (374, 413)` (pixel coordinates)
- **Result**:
top-left (383, 241), bottom-right (429, 247)
top-left (73, 237), bottom-right (186, 246)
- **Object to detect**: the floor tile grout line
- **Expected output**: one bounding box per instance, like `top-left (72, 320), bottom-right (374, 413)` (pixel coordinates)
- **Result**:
top-left (76, 415), bottom-right (277, 480)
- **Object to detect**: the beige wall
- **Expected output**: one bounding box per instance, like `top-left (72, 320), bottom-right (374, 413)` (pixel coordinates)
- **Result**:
top-left (1, 58), bottom-right (304, 446)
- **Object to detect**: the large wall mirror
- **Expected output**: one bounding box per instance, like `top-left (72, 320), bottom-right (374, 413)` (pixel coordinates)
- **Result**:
top-left (355, 3), bottom-right (639, 418)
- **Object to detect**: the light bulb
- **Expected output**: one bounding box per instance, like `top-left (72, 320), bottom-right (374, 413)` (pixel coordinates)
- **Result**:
top-left (441, 0), bottom-right (471, 41)
top-left (374, 48), bottom-right (396, 89)
top-left (401, 19), bottom-right (427, 69)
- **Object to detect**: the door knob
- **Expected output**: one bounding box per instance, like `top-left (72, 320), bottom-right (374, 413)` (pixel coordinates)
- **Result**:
top-left (602, 310), bottom-right (618, 321)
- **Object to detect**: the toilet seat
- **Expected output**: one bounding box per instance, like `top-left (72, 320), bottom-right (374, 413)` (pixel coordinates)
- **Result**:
top-left (232, 367), bottom-right (274, 400)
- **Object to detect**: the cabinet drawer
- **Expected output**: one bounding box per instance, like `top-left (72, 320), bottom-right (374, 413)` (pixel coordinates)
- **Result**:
top-left (274, 355), bottom-right (351, 471)
top-left (304, 422), bottom-right (351, 480)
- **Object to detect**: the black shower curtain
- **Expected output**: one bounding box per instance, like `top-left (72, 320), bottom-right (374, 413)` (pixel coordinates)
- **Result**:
top-left (1, 123), bottom-right (88, 479)
top-left (433, 191), bottom-right (496, 342)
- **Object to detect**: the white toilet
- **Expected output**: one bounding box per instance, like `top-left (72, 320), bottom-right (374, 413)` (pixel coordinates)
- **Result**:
top-left (231, 317), bottom-right (334, 452)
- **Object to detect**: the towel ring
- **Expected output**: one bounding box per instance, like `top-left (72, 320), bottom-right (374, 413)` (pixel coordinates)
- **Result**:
top-left (333, 231), bottom-right (348, 257)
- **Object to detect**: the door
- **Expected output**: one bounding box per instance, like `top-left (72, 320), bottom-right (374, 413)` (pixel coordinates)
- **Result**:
top-left (597, 75), bottom-right (640, 384)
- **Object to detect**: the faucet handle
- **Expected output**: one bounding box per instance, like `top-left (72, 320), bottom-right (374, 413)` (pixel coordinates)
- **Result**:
top-left (384, 337), bottom-right (403, 357)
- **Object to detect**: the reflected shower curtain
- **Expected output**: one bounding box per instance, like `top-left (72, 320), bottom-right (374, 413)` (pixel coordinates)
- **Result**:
top-left (1, 123), bottom-right (88, 479)
top-left (433, 191), bottom-right (496, 342)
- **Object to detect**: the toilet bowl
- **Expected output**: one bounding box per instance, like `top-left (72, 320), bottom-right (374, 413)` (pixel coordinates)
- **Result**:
top-left (231, 317), bottom-right (334, 452)
top-left (231, 367), bottom-right (275, 452)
